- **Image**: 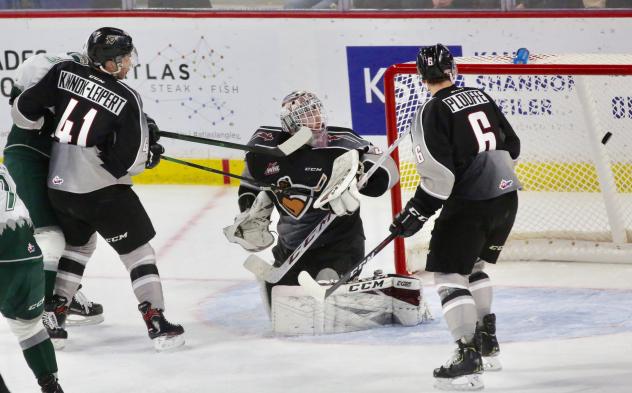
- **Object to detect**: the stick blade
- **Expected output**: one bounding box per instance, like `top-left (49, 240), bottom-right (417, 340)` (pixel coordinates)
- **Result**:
top-left (297, 271), bottom-right (326, 302)
top-left (277, 126), bottom-right (312, 155)
top-left (243, 255), bottom-right (273, 280)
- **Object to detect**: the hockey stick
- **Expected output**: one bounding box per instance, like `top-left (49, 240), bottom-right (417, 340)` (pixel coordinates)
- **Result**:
top-left (243, 128), bottom-right (412, 283)
top-left (159, 127), bottom-right (311, 157)
top-left (161, 155), bottom-right (311, 196)
top-left (297, 233), bottom-right (397, 301)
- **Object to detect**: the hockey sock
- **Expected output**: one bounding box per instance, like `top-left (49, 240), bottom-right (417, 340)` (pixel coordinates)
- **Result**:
top-left (34, 228), bottom-right (65, 300)
top-left (469, 261), bottom-right (493, 321)
top-left (120, 243), bottom-right (165, 310)
top-left (22, 340), bottom-right (58, 380)
top-left (435, 273), bottom-right (477, 342)
top-left (6, 318), bottom-right (57, 380)
top-left (44, 271), bottom-right (56, 300)
top-left (54, 234), bottom-right (96, 304)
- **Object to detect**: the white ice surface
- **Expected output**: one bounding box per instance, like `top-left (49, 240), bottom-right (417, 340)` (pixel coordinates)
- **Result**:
top-left (1, 186), bottom-right (632, 393)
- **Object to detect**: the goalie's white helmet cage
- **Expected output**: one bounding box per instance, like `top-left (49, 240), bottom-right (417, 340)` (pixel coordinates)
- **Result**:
top-left (280, 91), bottom-right (327, 134)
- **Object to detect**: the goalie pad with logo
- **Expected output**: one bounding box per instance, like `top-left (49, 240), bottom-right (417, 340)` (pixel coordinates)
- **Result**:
top-left (270, 273), bottom-right (433, 335)
top-left (224, 192), bottom-right (275, 252)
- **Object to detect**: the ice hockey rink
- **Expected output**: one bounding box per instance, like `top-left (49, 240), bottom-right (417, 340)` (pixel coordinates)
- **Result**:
top-left (1, 185), bottom-right (632, 393)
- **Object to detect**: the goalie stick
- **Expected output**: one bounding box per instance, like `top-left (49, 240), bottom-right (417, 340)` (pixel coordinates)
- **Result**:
top-left (243, 127), bottom-right (411, 283)
top-left (297, 233), bottom-right (397, 301)
top-left (159, 126), bottom-right (311, 157)
top-left (161, 155), bottom-right (311, 196)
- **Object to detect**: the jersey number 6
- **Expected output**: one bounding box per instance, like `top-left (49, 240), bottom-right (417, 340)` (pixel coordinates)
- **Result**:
top-left (468, 111), bottom-right (496, 153)
top-left (55, 98), bottom-right (98, 146)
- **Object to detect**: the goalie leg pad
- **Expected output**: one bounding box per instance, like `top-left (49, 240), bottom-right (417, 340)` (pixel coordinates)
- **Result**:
top-left (270, 274), bottom-right (430, 335)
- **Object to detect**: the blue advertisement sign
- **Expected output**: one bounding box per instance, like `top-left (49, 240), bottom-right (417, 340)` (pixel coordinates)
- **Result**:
top-left (346, 45), bottom-right (462, 136)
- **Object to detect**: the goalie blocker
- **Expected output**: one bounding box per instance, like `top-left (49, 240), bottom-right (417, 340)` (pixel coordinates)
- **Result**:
top-left (271, 272), bottom-right (432, 335)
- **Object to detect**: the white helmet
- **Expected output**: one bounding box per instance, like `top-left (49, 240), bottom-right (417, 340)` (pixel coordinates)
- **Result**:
top-left (280, 91), bottom-right (328, 147)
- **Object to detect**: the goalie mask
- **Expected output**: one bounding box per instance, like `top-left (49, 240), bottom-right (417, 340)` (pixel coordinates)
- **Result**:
top-left (280, 91), bottom-right (328, 147)
top-left (87, 27), bottom-right (138, 78)
top-left (416, 44), bottom-right (457, 83)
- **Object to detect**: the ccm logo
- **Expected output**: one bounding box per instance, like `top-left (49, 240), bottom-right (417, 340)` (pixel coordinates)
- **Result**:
top-left (28, 297), bottom-right (45, 311)
top-left (349, 279), bottom-right (385, 292)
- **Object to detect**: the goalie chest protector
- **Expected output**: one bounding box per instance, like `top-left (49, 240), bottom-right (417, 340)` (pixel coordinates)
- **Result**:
top-left (244, 126), bottom-right (372, 249)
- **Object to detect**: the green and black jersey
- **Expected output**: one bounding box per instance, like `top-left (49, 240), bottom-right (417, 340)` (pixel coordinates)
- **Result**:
top-left (0, 164), bottom-right (42, 263)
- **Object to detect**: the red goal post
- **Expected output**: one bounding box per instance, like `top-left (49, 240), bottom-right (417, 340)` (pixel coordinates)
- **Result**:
top-left (384, 55), bottom-right (632, 275)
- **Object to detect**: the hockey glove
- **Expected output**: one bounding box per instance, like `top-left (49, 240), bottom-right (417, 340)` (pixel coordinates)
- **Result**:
top-left (315, 150), bottom-right (362, 216)
top-left (224, 192), bottom-right (275, 252)
top-left (144, 114), bottom-right (164, 169)
top-left (328, 178), bottom-right (361, 216)
top-left (146, 143), bottom-right (165, 169)
top-left (390, 200), bottom-right (429, 238)
top-left (145, 114), bottom-right (160, 145)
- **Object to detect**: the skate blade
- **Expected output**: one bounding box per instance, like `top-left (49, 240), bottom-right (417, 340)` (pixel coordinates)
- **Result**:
top-left (65, 314), bottom-right (105, 327)
top-left (483, 355), bottom-right (502, 372)
top-left (153, 334), bottom-right (185, 352)
top-left (51, 338), bottom-right (66, 350)
top-left (434, 374), bottom-right (484, 391)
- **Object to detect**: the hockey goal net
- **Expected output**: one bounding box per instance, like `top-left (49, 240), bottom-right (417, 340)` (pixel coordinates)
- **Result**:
top-left (385, 54), bottom-right (632, 274)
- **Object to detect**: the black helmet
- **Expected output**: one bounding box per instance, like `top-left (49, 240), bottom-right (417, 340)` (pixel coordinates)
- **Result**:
top-left (87, 27), bottom-right (134, 67)
top-left (416, 44), bottom-right (457, 83)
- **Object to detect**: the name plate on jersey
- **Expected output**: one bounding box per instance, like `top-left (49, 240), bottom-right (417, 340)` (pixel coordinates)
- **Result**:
top-left (57, 71), bottom-right (127, 115)
top-left (442, 90), bottom-right (490, 113)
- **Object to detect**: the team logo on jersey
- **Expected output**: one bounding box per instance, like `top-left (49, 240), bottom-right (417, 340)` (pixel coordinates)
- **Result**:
top-left (264, 162), bottom-right (280, 176)
top-left (499, 179), bottom-right (514, 190)
top-left (51, 176), bottom-right (64, 185)
top-left (273, 175), bottom-right (327, 219)
top-left (27, 243), bottom-right (36, 253)
top-left (252, 132), bottom-right (274, 142)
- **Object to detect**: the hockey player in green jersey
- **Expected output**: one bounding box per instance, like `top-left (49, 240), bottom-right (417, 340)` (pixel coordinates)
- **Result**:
top-left (0, 164), bottom-right (63, 393)
top-left (4, 52), bottom-right (104, 343)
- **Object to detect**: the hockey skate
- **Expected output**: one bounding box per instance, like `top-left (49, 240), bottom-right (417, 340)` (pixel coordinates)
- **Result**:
top-left (477, 313), bottom-right (502, 371)
top-left (38, 374), bottom-right (64, 393)
top-left (66, 285), bottom-right (104, 326)
top-left (138, 301), bottom-right (185, 351)
top-left (433, 339), bottom-right (484, 391)
top-left (43, 295), bottom-right (68, 350)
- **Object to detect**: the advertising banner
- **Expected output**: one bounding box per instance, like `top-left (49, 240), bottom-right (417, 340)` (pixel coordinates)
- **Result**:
top-left (0, 15), bottom-right (630, 175)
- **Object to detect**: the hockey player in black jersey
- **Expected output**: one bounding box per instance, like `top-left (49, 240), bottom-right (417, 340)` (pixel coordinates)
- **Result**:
top-left (11, 27), bottom-right (183, 351)
top-left (225, 90), bottom-right (399, 309)
top-left (389, 45), bottom-right (521, 390)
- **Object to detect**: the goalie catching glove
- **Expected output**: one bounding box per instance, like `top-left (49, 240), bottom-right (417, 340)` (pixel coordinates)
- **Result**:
top-left (390, 199), bottom-right (430, 238)
top-left (224, 192), bottom-right (275, 252)
top-left (314, 149), bottom-right (363, 216)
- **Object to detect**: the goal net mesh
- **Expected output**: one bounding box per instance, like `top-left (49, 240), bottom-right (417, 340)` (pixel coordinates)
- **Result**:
top-left (385, 54), bottom-right (632, 273)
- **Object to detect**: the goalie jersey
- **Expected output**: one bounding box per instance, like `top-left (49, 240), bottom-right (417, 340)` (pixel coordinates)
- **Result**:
top-left (11, 57), bottom-right (149, 194)
top-left (239, 126), bottom-right (399, 250)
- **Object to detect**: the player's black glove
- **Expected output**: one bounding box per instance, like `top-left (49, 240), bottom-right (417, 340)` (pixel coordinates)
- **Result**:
top-left (145, 114), bottom-right (164, 169)
top-left (146, 143), bottom-right (165, 169)
top-left (389, 200), bottom-right (429, 238)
